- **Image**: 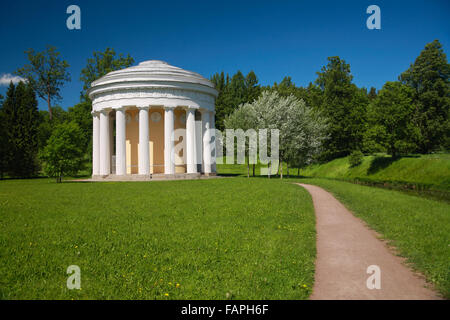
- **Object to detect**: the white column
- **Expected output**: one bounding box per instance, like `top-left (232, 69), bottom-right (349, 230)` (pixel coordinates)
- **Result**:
top-left (210, 111), bottom-right (216, 173)
top-left (99, 109), bottom-right (110, 175)
top-left (138, 106), bottom-right (150, 175)
top-left (201, 110), bottom-right (212, 174)
top-left (92, 111), bottom-right (100, 176)
top-left (115, 107), bottom-right (126, 175)
top-left (164, 106), bottom-right (175, 174)
top-left (186, 107), bottom-right (197, 173)
top-left (109, 116), bottom-right (114, 173)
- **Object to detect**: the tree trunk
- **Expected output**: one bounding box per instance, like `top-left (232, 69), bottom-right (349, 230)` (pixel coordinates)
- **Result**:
top-left (47, 93), bottom-right (53, 121)
top-left (247, 156), bottom-right (249, 178)
top-left (252, 164), bottom-right (255, 177)
top-left (280, 159), bottom-right (283, 179)
top-left (268, 162), bottom-right (271, 179)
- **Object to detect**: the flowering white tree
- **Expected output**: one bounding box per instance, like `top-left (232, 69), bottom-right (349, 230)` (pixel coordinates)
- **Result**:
top-left (225, 90), bottom-right (328, 178)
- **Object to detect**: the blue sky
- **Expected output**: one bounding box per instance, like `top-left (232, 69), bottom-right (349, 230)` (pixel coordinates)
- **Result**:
top-left (0, 0), bottom-right (448, 111)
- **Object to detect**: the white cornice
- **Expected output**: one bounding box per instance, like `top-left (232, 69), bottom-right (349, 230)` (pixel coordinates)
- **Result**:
top-left (88, 61), bottom-right (217, 113)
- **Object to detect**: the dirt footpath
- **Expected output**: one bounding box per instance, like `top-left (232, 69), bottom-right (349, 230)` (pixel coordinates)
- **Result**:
top-left (297, 183), bottom-right (441, 300)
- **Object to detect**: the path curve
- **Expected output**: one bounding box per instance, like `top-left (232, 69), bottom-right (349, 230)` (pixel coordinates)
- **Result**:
top-left (297, 183), bottom-right (440, 300)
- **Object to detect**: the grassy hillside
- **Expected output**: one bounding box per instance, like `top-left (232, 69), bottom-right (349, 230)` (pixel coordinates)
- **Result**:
top-left (301, 153), bottom-right (450, 192)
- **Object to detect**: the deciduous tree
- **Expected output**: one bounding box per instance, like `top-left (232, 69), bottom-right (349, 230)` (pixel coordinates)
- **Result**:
top-left (15, 45), bottom-right (70, 120)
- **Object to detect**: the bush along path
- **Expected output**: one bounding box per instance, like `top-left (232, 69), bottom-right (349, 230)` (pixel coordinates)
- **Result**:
top-left (297, 183), bottom-right (441, 300)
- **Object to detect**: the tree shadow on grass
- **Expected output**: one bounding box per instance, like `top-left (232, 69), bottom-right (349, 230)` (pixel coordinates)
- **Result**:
top-left (367, 156), bottom-right (401, 175)
top-left (217, 173), bottom-right (242, 177)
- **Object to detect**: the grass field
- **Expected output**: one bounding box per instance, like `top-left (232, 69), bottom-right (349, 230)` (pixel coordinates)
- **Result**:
top-left (294, 178), bottom-right (450, 298)
top-left (1, 157), bottom-right (449, 299)
top-left (0, 177), bottom-right (316, 299)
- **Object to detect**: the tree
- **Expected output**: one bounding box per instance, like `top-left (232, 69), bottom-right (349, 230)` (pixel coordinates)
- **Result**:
top-left (367, 82), bottom-right (419, 156)
top-left (224, 102), bottom-right (258, 177)
top-left (80, 48), bottom-right (134, 99)
top-left (225, 91), bottom-right (327, 178)
top-left (368, 87), bottom-right (377, 100)
top-left (40, 122), bottom-right (85, 183)
top-left (0, 94), bottom-right (8, 178)
top-left (74, 48), bottom-right (134, 163)
top-left (67, 100), bottom-right (93, 155)
top-left (1, 81), bottom-right (40, 177)
top-left (211, 70), bottom-right (262, 131)
top-left (245, 71), bottom-right (261, 103)
top-left (15, 45), bottom-right (70, 120)
top-left (399, 40), bottom-right (450, 153)
top-left (315, 56), bottom-right (369, 160)
top-left (37, 106), bottom-right (69, 154)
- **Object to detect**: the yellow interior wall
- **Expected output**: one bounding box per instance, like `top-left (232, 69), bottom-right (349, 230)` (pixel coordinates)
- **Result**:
top-left (123, 107), bottom-right (187, 175)
top-left (126, 109), bottom-right (139, 174)
top-left (149, 108), bottom-right (164, 174)
top-left (174, 108), bottom-right (187, 173)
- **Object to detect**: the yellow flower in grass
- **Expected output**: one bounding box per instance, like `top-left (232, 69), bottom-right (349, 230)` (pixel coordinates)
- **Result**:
top-left (176, 283), bottom-right (180, 288)
top-left (164, 293), bottom-right (169, 297)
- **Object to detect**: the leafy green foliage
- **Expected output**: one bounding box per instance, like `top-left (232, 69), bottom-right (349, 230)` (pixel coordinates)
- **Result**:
top-left (367, 82), bottom-right (420, 156)
top-left (67, 100), bottom-right (93, 158)
top-left (315, 57), bottom-right (369, 161)
top-left (348, 150), bottom-right (363, 167)
top-left (37, 106), bottom-right (70, 154)
top-left (15, 45), bottom-right (70, 120)
top-left (40, 122), bottom-right (85, 182)
top-left (400, 40), bottom-right (450, 153)
top-left (80, 47), bottom-right (134, 99)
top-left (224, 91), bottom-right (328, 178)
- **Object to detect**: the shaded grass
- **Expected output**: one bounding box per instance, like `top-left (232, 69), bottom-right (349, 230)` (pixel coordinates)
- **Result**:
top-left (0, 177), bottom-right (315, 299)
top-left (295, 178), bottom-right (450, 299)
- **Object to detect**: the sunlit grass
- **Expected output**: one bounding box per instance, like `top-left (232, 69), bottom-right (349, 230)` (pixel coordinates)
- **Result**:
top-left (0, 177), bottom-right (315, 299)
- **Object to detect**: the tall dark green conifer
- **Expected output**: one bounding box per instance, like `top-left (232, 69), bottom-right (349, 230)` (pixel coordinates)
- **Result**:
top-left (0, 93), bottom-right (8, 178)
top-left (2, 81), bottom-right (40, 177)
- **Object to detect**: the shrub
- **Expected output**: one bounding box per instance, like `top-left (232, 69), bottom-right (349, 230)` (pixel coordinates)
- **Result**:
top-left (349, 150), bottom-right (364, 167)
top-left (40, 121), bottom-right (85, 182)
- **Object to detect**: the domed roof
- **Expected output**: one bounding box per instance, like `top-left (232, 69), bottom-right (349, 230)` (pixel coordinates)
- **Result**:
top-left (90, 60), bottom-right (216, 91)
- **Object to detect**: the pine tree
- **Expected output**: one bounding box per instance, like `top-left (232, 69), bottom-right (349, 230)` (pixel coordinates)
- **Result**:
top-left (1, 81), bottom-right (40, 177)
top-left (0, 93), bottom-right (8, 178)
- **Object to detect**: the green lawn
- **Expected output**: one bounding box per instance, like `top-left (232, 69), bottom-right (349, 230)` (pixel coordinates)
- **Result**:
top-left (0, 177), bottom-right (316, 299)
top-left (295, 178), bottom-right (450, 299)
